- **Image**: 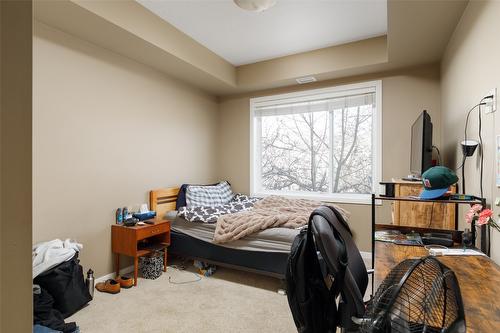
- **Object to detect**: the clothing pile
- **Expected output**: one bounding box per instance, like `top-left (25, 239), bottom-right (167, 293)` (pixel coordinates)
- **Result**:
top-left (33, 239), bottom-right (82, 279)
top-left (33, 239), bottom-right (89, 333)
top-left (193, 260), bottom-right (217, 277)
top-left (33, 285), bottom-right (79, 333)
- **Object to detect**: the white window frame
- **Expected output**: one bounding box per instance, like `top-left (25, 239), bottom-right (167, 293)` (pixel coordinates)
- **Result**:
top-left (250, 80), bottom-right (382, 205)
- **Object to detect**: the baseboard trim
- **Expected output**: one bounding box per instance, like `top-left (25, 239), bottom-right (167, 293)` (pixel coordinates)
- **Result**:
top-left (95, 265), bottom-right (134, 284)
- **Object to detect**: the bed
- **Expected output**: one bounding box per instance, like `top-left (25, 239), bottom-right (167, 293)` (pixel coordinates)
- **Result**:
top-left (149, 187), bottom-right (298, 279)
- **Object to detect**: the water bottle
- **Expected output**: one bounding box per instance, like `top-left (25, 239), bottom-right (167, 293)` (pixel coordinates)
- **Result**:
top-left (86, 269), bottom-right (95, 299)
top-left (122, 207), bottom-right (128, 221)
top-left (116, 208), bottom-right (123, 224)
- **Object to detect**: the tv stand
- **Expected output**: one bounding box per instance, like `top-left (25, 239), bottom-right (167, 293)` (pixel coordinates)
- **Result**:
top-left (402, 175), bottom-right (421, 182)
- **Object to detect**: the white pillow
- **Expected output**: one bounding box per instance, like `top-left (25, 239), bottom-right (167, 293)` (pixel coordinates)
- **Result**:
top-left (186, 181), bottom-right (233, 207)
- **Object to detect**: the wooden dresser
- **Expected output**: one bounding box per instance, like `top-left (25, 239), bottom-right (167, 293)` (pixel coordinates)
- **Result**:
top-left (392, 180), bottom-right (456, 230)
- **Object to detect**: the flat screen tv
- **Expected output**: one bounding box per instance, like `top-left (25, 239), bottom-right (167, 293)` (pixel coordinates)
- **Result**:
top-left (410, 110), bottom-right (433, 178)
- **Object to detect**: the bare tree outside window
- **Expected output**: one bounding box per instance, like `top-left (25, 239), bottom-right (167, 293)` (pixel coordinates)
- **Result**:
top-left (259, 103), bottom-right (374, 195)
top-left (331, 105), bottom-right (373, 194)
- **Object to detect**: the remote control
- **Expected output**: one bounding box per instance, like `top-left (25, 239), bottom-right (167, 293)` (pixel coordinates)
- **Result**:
top-left (144, 220), bottom-right (155, 225)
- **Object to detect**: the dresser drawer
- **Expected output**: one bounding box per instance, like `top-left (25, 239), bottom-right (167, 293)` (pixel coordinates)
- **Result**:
top-left (136, 223), bottom-right (169, 240)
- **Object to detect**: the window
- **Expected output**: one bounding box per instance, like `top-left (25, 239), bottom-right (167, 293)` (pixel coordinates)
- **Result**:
top-left (250, 81), bottom-right (382, 204)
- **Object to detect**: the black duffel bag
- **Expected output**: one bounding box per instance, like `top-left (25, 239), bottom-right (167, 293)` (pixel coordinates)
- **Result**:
top-left (34, 253), bottom-right (92, 318)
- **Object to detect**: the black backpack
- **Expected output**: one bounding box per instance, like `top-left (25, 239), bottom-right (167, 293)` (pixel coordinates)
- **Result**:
top-left (286, 206), bottom-right (352, 333)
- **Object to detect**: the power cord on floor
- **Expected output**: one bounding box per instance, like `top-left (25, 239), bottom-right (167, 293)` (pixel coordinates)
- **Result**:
top-left (167, 264), bottom-right (202, 285)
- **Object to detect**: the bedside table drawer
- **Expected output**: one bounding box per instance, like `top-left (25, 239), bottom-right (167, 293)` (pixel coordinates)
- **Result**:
top-left (136, 223), bottom-right (169, 240)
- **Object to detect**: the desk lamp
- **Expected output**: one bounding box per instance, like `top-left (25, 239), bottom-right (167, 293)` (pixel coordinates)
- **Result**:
top-left (461, 139), bottom-right (479, 157)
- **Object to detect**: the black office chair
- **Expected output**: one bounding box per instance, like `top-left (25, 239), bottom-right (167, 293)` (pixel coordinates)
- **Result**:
top-left (295, 206), bottom-right (465, 333)
top-left (309, 206), bottom-right (372, 332)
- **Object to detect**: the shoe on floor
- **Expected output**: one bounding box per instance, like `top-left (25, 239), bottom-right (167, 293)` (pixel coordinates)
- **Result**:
top-left (116, 275), bottom-right (134, 289)
top-left (95, 279), bottom-right (120, 294)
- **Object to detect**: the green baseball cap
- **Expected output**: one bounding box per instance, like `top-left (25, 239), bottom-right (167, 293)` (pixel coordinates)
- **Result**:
top-left (420, 166), bottom-right (458, 199)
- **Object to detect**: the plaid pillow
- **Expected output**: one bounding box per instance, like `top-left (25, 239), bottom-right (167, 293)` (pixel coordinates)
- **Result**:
top-left (186, 181), bottom-right (234, 208)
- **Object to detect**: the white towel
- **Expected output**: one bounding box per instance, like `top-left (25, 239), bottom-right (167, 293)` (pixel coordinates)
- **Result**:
top-left (32, 239), bottom-right (83, 278)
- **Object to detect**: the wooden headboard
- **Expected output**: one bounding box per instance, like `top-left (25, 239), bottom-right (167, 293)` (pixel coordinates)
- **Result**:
top-left (149, 187), bottom-right (180, 219)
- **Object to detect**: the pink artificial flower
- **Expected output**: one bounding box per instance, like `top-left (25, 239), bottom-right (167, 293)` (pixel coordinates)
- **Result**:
top-left (480, 209), bottom-right (493, 219)
top-left (477, 216), bottom-right (489, 226)
top-left (465, 210), bottom-right (475, 224)
top-left (471, 204), bottom-right (483, 213)
top-left (477, 209), bottom-right (494, 226)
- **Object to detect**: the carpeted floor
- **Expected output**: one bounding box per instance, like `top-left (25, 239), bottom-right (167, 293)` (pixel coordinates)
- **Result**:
top-left (68, 261), bottom-right (296, 333)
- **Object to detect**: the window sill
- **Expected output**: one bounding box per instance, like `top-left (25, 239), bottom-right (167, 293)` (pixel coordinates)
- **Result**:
top-left (251, 191), bottom-right (380, 206)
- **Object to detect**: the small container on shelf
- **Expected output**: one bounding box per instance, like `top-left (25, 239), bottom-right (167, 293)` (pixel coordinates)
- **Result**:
top-left (116, 208), bottom-right (123, 224)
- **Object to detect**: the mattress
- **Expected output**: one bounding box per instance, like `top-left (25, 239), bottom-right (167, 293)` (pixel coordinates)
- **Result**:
top-left (171, 216), bottom-right (298, 253)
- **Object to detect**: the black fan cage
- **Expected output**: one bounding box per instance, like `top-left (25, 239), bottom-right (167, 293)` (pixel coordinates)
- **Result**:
top-left (361, 256), bottom-right (466, 333)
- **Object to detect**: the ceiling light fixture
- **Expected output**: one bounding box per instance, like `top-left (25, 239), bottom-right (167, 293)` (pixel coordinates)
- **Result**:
top-left (233, 0), bottom-right (277, 12)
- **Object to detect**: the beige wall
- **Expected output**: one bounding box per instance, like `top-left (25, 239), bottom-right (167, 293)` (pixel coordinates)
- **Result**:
top-left (33, 19), bottom-right (444, 276)
top-left (217, 64), bottom-right (441, 252)
top-left (441, 0), bottom-right (500, 264)
top-left (236, 36), bottom-right (388, 89)
top-left (35, 0), bottom-right (467, 96)
top-left (35, 0), bottom-right (237, 95)
top-left (33, 21), bottom-right (220, 277)
top-left (1, 1), bottom-right (33, 332)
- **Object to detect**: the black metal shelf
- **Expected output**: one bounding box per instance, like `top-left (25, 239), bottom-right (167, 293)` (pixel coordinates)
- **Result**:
top-left (375, 195), bottom-right (484, 205)
top-left (371, 193), bottom-right (488, 275)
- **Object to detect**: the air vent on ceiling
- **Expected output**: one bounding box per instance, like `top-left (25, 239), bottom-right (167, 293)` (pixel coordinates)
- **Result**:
top-left (296, 76), bottom-right (317, 84)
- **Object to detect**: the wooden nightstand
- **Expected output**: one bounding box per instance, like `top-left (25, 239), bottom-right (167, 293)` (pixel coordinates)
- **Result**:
top-left (111, 218), bottom-right (171, 286)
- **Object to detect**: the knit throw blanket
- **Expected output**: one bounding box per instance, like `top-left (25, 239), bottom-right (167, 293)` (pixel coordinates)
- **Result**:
top-left (213, 195), bottom-right (349, 244)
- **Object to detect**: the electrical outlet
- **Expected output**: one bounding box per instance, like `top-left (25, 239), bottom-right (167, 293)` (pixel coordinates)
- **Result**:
top-left (484, 88), bottom-right (497, 113)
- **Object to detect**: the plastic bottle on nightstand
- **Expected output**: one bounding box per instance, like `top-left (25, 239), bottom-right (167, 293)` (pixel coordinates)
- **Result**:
top-left (122, 207), bottom-right (128, 221)
top-left (116, 208), bottom-right (123, 224)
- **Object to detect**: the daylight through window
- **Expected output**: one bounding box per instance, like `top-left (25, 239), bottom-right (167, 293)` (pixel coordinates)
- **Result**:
top-left (250, 81), bottom-right (381, 204)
